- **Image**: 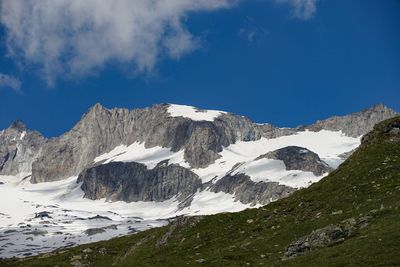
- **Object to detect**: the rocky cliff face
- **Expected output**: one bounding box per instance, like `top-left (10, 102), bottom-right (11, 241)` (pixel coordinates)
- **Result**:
top-left (0, 103), bottom-right (398, 208)
top-left (77, 161), bottom-right (202, 205)
top-left (0, 120), bottom-right (45, 175)
top-left (31, 103), bottom-right (295, 183)
top-left (306, 104), bottom-right (398, 137)
top-left (258, 146), bottom-right (332, 176)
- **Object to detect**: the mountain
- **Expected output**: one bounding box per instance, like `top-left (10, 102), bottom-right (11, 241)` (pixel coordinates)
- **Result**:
top-left (2, 103), bottom-right (396, 183)
top-left (30, 103), bottom-right (295, 183)
top-left (3, 113), bottom-right (400, 266)
top-left (0, 120), bottom-right (45, 175)
top-left (0, 103), bottom-right (398, 258)
top-left (306, 103), bottom-right (398, 137)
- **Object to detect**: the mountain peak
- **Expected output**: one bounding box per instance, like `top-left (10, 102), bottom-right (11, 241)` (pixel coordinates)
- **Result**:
top-left (89, 102), bottom-right (107, 112)
top-left (9, 119), bottom-right (27, 131)
top-left (83, 103), bottom-right (110, 118)
top-left (367, 103), bottom-right (396, 113)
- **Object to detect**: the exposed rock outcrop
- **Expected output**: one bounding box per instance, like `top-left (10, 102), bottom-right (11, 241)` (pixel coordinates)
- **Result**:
top-left (258, 146), bottom-right (332, 176)
top-left (306, 104), bottom-right (398, 137)
top-left (1, 103), bottom-right (396, 186)
top-left (31, 104), bottom-right (295, 183)
top-left (0, 120), bottom-right (45, 175)
top-left (77, 161), bottom-right (202, 205)
top-left (283, 216), bottom-right (372, 260)
top-left (210, 173), bottom-right (295, 205)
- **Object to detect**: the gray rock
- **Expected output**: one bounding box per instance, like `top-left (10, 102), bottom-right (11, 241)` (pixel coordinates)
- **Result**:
top-left (306, 104), bottom-right (398, 137)
top-left (31, 104), bottom-right (294, 183)
top-left (258, 146), bottom-right (332, 176)
top-left (78, 161), bottom-right (296, 206)
top-left (283, 216), bottom-right (372, 260)
top-left (84, 225), bottom-right (117, 236)
top-left (21, 103), bottom-right (396, 184)
top-left (77, 161), bottom-right (202, 205)
top-left (210, 173), bottom-right (295, 205)
top-left (87, 215), bottom-right (112, 221)
top-left (0, 120), bottom-right (45, 175)
top-left (24, 229), bottom-right (48, 236)
top-left (34, 211), bottom-right (52, 219)
top-left (361, 115), bottom-right (400, 144)
top-left (82, 248), bottom-right (93, 253)
top-left (1, 101), bottom-right (397, 214)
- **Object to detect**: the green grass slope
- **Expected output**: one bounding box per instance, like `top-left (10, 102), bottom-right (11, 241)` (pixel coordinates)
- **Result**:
top-left (2, 117), bottom-right (400, 267)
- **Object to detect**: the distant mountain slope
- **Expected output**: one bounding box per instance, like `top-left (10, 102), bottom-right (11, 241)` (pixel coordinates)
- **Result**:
top-left (0, 104), bottom-right (398, 259)
top-left (1, 103), bottom-right (396, 183)
top-left (306, 103), bottom-right (398, 137)
top-left (30, 103), bottom-right (295, 183)
top-left (5, 116), bottom-right (399, 267)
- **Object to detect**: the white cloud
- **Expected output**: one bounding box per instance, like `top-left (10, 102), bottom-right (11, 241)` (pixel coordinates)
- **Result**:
top-left (0, 0), bottom-right (237, 85)
top-left (0, 73), bottom-right (21, 91)
top-left (276, 0), bottom-right (318, 20)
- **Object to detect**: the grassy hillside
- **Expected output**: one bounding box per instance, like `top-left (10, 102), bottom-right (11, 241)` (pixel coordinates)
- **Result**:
top-left (2, 117), bottom-right (400, 267)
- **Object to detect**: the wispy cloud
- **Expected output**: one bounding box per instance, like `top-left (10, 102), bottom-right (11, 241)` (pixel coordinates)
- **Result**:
top-left (238, 16), bottom-right (269, 44)
top-left (0, 73), bottom-right (21, 92)
top-left (0, 0), bottom-right (318, 86)
top-left (275, 0), bottom-right (318, 20)
top-left (0, 0), bottom-right (237, 85)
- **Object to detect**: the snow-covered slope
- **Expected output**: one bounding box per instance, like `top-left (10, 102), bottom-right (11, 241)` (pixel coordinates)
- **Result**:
top-left (0, 129), bottom-right (360, 258)
top-left (0, 174), bottom-right (251, 258)
top-left (190, 130), bottom-right (360, 184)
top-left (0, 103), bottom-right (396, 259)
top-left (92, 129), bottom-right (360, 186)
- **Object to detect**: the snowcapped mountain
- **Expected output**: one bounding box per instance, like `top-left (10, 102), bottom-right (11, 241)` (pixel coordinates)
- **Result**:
top-left (0, 103), bottom-right (398, 258)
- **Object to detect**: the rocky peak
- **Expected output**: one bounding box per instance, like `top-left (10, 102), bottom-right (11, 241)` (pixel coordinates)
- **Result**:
top-left (8, 119), bottom-right (28, 132)
top-left (368, 103), bottom-right (393, 113)
top-left (91, 102), bottom-right (107, 112)
top-left (82, 103), bottom-right (110, 119)
top-left (32, 103), bottom-right (289, 183)
top-left (0, 121), bottom-right (46, 175)
top-left (24, 103), bottom-right (398, 183)
top-left (307, 104), bottom-right (398, 137)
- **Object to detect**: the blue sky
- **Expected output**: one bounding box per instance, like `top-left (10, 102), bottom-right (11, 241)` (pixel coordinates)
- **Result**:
top-left (0, 0), bottom-right (399, 137)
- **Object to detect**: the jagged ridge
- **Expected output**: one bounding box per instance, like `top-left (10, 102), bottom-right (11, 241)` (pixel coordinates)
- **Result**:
top-left (5, 115), bottom-right (400, 266)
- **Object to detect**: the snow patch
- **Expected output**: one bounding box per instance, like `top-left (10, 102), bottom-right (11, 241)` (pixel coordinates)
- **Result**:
top-left (94, 142), bottom-right (188, 169)
top-left (178, 190), bottom-right (254, 216)
top-left (232, 158), bottom-right (324, 188)
top-left (167, 104), bottom-right (226, 121)
top-left (19, 131), bottom-right (26, 140)
top-left (192, 130), bottom-right (360, 184)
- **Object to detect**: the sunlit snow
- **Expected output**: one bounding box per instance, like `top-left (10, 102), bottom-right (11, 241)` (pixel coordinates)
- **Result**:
top-left (0, 129), bottom-right (361, 258)
top-left (0, 174), bottom-right (252, 258)
top-left (94, 142), bottom-right (189, 169)
top-left (167, 104), bottom-right (226, 121)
